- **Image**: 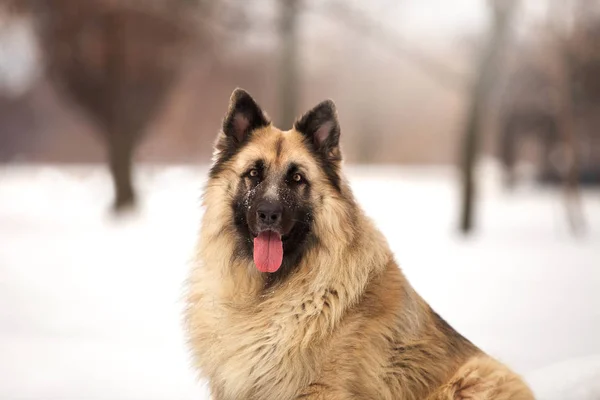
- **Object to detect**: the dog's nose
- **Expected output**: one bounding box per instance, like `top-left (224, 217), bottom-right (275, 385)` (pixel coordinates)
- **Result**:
top-left (257, 201), bottom-right (283, 226)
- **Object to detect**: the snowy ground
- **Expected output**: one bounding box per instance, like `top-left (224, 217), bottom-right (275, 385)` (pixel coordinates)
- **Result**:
top-left (1, 163), bottom-right (599, 400)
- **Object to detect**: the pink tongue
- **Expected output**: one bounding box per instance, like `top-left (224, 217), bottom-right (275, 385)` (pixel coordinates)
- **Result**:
top-left (253, 231), bottom-right (283, 273)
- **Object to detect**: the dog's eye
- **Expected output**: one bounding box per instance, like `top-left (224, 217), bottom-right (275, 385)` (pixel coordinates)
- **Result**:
top-left (292, 173), bottom-right (304, 183)
top-left (249, 169), bottom-right (259, 178)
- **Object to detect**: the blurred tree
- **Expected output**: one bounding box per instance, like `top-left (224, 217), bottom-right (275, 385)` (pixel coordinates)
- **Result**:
top-left (35, 0), bottom-right (201, 212)
top-left (459, 0), bottom-right (517, 234)
top-left (544, 0), bottom-right (594, 234)
top-left (497, 57), bottom-right (560, 189)
top-left (496, 0), bottom-right (600, 234)
top-left (278, 0), bottom-right (301, 129)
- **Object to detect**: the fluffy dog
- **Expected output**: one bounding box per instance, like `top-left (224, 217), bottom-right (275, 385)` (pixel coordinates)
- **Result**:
top-left (185, 88), bottom-right (534, 400)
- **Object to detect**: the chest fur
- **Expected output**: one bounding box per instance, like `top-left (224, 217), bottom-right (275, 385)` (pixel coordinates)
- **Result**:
top-left (188, 285), bottom-right (336, 399)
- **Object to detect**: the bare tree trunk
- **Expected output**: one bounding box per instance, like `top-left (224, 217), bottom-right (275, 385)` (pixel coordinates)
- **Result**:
top-left (278, 0), bottom-right (300, 129)
top-left (459, 0), bottom-right (517, 234)
top-left (559, 86), bottom-right (586, 235)
top-left (108, 134), bottom-right (136, 211)
top-left (106, 12), bottom-right (137, 213)
top-left (548, 0), bottom-right (586, 235)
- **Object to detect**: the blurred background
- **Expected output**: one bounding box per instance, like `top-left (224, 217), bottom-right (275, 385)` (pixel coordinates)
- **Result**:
top-left (0, 0), bottom-right (599, 399)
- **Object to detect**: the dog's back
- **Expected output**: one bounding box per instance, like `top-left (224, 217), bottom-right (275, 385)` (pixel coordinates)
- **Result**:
top-left (292, 261), bottom-right (533, 400)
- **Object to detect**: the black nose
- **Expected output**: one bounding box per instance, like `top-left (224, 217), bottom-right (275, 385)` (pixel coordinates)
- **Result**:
top-left (257, 201), bottom-right (283, 227)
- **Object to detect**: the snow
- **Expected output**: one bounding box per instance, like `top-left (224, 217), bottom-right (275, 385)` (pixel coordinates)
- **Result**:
top-left (1, 164), bottom-right (599, 400)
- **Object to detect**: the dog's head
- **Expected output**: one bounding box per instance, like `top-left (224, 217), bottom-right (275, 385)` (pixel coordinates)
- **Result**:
top-left (206, 88), bottom-right (346, 283)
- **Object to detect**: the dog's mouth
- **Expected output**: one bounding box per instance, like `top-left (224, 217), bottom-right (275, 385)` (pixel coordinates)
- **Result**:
top-left (252, 230), bottom-right (284, 273)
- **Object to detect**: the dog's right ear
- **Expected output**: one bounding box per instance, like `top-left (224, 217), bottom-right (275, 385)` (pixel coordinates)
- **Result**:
top-left (210, 89), bottom-right (270, 178)
top-left (221, 88), bottom-right (270, 145)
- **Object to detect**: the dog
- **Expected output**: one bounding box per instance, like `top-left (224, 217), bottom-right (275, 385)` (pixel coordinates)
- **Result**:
top-left (184, 88), bottom-right (535, 400)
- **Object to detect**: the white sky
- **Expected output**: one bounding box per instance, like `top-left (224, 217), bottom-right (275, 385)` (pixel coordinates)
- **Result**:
top-left (239, 0), bottom-right (491, 48)
top-left (389, 0), bottom-right (488, 37)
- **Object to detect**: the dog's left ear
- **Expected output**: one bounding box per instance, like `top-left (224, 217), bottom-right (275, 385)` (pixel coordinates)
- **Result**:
top-left (294, 99), bottom-right (341, 161)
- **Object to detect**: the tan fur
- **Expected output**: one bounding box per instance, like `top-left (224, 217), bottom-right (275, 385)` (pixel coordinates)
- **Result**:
top-left (185, 107), bottom-right (534, 399)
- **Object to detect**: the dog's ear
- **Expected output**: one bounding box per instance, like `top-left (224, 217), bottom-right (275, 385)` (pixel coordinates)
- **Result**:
top-left (221, 88), bottom-right (270, 143)
top-left (210, 89), bottom-right (270, 178)
top-left (294, 99), bottom-right (341, 161)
